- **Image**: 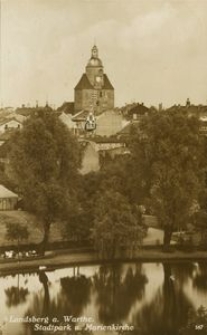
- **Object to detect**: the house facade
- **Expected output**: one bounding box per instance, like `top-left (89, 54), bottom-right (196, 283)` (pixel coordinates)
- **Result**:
top-left (80, 139), bottom-right (127, 174)
top-left (0, 119), bottom-right (22, 134)
top-left (0, 185), bottom-right (18, 210)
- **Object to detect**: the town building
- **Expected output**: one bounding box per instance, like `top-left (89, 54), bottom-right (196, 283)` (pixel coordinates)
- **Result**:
top-left (0, 185), bottom-right (18, 210)
top-left (0, 119), bottom-right (22, 134)
top-left (74, 45), bottom-right (114, 114)
top-left (58, 112), bottom-right (76, 132)
top-left (71, 109), bottom-right (125, 137)
top-left (80, 138), bottom-right (128, 174)
top-left (57, 102), bottom-right (75, 115)
top-left (166, 99), bottom-right (207, 135)
top-left (95, 110), bottom-right (123, 136)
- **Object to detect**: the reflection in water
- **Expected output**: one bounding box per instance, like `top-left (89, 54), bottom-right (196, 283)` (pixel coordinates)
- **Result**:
top-left (134, 263), bottom-right (195, 335)
top-left (25, 271), bottom-right (50, 335)
top-left (4, 272), bottom-right (29, 308)
top-left (0, 262), bottom-right (207, 335)
top-left (171, 262), bottom-right (196, 285)
top-left (5, 286), bottom-right (29, 307)
top-left (179, 305), bottom-right (207, 335)
top-left (24, 270), bottom-right (92, 335)
top-left (193, 263), bottom-right (207, 292)
top-left (60, 274), bottom-right (92, 316)
top-left (39, 271), bottom-right (50, 316)
top-left (93, 264), bottom-right (147, 325)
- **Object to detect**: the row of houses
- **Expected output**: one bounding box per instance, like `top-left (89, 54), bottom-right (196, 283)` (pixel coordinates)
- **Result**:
top-left (0, 102), bottom-right (148, 208)
top-left (1, 100), bottom-right (207, 173)
top-left (1, 98), bottom-right (207, 209)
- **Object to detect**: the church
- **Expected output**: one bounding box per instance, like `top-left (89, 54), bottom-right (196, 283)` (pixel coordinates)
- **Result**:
top-left (74, 45), bottom-right (114, 115)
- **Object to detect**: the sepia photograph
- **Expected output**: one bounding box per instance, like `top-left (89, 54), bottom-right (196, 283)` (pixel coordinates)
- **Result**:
top-left (0, 0), bottom-right (207, 334)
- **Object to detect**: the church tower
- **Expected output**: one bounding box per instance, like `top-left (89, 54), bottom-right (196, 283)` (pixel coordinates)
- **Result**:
top-left (74, 45), bottom-right (114, 114)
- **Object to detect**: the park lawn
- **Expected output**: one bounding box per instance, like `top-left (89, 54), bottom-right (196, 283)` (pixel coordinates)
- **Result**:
top-left (0, 211), bottom-right (66, 247)
top-left (0, 212), bottom-right (162, 248)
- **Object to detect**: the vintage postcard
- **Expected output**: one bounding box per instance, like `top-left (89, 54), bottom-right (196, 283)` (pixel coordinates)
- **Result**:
top-left (0, 0), bottom-right (207, 334)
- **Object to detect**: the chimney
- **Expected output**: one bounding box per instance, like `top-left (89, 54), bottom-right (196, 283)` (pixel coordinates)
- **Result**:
top-left (159, 103), bottom-right (162, 111)
top-left (186, 98), bottom-right (190, 107)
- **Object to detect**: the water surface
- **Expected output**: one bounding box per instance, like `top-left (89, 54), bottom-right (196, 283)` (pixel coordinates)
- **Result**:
top-left (0, 261), bottom-right (206, 334)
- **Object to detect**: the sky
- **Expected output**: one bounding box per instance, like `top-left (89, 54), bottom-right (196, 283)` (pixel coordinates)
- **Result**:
top-left (0, 0), bottom-right (207, 109)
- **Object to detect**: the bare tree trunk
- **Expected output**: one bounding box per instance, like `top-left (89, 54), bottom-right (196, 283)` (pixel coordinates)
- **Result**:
top-left (111, 239), bottom-right (116, 259)
top-left (39, 221), bottom-right (51, 256)
top-left (163, 226), bottom-right (173, 248)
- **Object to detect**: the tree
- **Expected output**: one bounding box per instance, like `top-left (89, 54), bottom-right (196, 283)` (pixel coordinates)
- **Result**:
top-left (5, 223), bottom-right (29, 295)
top-left (92, 190), bottom-right (145, 259)
top-left (61, 171), bottom-right (100, 244)
top-left (129, 111), bottom-right (204, 247)
top-left (5, 223), bottom-right (29, 256)
top-left (8, 112), bottom-right (81, 254)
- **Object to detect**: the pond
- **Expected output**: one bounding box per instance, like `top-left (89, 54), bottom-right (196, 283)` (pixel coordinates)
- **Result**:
top-left (0, 261), bottom-right (207, 334)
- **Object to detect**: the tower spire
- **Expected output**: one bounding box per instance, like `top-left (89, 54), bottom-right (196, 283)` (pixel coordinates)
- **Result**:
top-left (91, 45), bottom-right (98, 58)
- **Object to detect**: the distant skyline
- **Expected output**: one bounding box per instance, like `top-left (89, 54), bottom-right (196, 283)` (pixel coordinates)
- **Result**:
top-left (1, 0), bottom-right (207, 109)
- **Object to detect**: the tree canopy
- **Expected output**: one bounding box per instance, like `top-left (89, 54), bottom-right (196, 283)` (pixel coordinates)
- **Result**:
top-left (92, 190), bottom-right (145, 258)
top-left (129, 111), bottom-right (204, 246)
top-left (5, 223), bottom-right (29, 244)
top-left (8, 112), bottom-right (81, 254)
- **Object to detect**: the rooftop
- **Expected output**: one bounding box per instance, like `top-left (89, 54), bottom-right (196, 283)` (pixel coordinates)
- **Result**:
top-left (74, 74), bottom-right (94, 90)
top-left (0, 185), bottom-right (18, 198)
top-left (75, 73), bottom-right (114, 90)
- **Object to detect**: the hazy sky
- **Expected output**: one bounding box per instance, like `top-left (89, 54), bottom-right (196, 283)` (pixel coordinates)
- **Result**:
top-left (1, 0), bottom-right (207, 108)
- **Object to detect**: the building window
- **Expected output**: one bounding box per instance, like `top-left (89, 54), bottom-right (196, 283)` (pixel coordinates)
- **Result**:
top-left (100, 91), bottom-right (103, 97)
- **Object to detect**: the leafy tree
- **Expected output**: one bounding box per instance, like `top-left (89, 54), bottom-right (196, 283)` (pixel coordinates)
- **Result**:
top-left (196, 161), bottom-right (207, 248)
top-left (92, 190), bottom-right (145, 259)
top-left (62, 172), bottom-right (101, 244)
top-left (5, 223), bottom-right (29, 256)
top-left (64, 156), bottom-right (142, 245)
top-left (99, 155), bottom-right (132, 199)
top-left (129, 111), bottom-right (204, 247)
top-left (8, 113), bottom-right (81, 254)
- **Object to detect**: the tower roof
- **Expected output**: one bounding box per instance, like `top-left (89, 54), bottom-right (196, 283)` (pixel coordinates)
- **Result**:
top-left (74, 74), bottom-right (94, 90)
top-left (86, 45), bottom-right (103, 67)
top-left (75, 73), bottom-right (114, 90)
top-left (102, 74), bottom-right (114, 90)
